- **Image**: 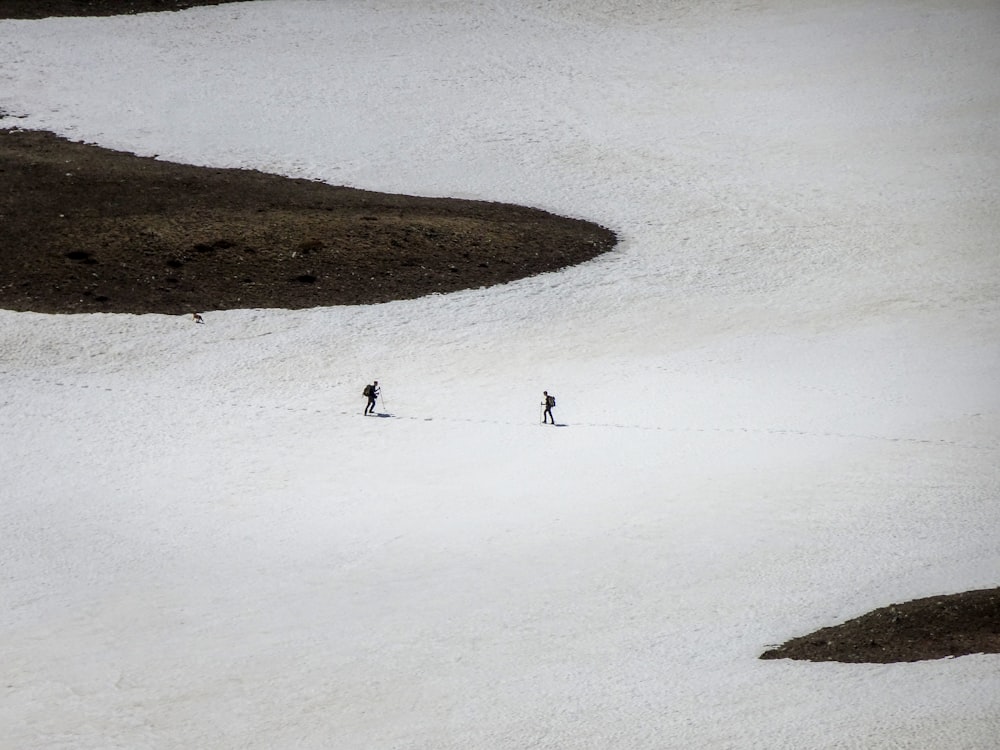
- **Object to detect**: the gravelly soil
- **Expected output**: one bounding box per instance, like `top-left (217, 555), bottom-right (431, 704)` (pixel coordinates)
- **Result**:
top-left (760, 588), bottom-right (1000, 663)
top-left (4, 0), bottom-right (997, 667)
top-left (1, 128), bottom-right (615, 314)
top-left (0, 0), bottom-right (245, 19)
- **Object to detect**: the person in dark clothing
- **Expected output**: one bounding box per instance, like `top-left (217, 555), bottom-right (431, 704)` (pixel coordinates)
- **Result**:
top-left (364, 380), bottom-right (379, 415)
top-left (542, 390), bottom-right (555, 424)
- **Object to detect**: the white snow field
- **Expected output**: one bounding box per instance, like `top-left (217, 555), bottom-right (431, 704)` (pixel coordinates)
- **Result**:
top-left (2, 1), bottom-right (999, 747)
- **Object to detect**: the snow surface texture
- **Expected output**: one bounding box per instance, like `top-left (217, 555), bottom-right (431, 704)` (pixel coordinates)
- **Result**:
top-left (2, 1), bottom-right (999, 747)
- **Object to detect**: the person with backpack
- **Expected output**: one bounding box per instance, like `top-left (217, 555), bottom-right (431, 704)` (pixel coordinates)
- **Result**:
top-left (363, 380), bottom-right (380, 415)
top-left (542, 390), bottom-right (556, 424)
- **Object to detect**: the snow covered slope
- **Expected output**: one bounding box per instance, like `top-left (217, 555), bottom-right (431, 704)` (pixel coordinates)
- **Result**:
top-left (2, 1), bottom-right (998, 747)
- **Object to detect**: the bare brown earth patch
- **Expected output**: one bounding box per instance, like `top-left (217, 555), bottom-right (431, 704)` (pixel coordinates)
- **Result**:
top-left (1, 128), bottom-right (615, 314)
top-left (761, 588), bottom-right (1000, 663)
top-left (0, 0), bottom-right (246, 19)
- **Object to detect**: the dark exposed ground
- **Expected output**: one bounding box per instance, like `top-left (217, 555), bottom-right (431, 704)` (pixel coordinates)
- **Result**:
top-left (1, 128), bottom-right (615, 314)
top-left (0, 0), bottom-right (245, 19)
top-left (761, 588), bottom-right (1000, 664)
top-left (4, 0), bottom-right (998, 666)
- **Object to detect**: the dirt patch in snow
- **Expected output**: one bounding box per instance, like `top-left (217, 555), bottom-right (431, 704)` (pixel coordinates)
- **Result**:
top-left (761, 588), bottom-right (1000, 663)
top-left (0, 0), bottom-right (246, 19)
top-left (1, 128), bottom-right (615, 314)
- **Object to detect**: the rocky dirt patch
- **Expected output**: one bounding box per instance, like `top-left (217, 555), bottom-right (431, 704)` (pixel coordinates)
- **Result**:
top-left (761, 588), bottom-right (1000, 663)
top-left (0, 0), bottom-right (245, 19)
top-left (1, 128), bottom-right (615, 314)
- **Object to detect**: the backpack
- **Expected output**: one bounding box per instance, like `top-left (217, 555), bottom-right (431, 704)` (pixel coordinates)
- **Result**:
top-left (546, 394), bottom-right (556, 407)
top-left (363, 384), bottom-right (372, 398)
